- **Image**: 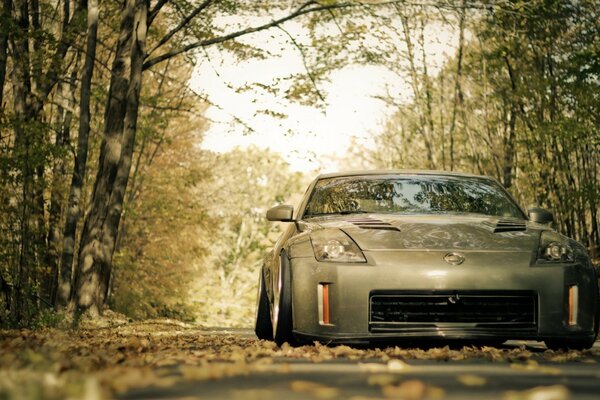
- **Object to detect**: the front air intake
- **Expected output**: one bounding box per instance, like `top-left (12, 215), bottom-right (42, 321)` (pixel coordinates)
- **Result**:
top-left (493, 220), bottom-right (527, 233)
top-left (483, 219), bottom-right (527, 233)
top-left (347, 218), bottom-right (400, 232)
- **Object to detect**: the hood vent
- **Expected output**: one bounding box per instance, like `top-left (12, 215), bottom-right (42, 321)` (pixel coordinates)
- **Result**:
top-left (347, 218), bottom-right (401, 232)
top-left (490, 220), bottom-right (527, 233)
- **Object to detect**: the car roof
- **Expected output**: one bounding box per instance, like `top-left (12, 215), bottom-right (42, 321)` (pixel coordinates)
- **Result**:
top-left (315, 169), bottom-right (495, 180)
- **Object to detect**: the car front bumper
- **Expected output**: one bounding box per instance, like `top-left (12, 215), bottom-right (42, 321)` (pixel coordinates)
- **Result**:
top-left (289, 250), bottom-right (599, 344)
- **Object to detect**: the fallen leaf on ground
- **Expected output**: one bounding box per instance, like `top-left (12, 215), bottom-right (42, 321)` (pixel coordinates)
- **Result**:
top-left (0, 321), bottom-right (597, 399)
top-left (510, 360), bottom-right (561, 375)
top-left (503, 384), bottom-right (570, 400)
top-left (290, 380), bottom-right (340, 399)
top-left (387, 359), bottom-right (411, 372)
top-left (367, 374), bottom-right (398, 386)
top-left (381, 379), bottom-right (445, 400)
top-left (456, 374), bottom-right (487, 387)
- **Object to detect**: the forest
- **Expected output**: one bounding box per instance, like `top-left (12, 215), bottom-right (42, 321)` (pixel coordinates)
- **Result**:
top-left (0, 0), bottom-right (598, 331)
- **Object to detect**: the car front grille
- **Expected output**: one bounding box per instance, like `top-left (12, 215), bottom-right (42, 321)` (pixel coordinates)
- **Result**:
top-left (369, 290), bottom-right (537, 331)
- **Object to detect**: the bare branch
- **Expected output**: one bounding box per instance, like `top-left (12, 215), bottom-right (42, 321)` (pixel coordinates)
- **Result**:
top-left (142, 0), bottom-right (512, 71)
top-left (149, 0), bottom-right (170, 25)
top-left (147, 0), bottom-right (213, 56)
top-left (143, 1), bottom-right (362, 70)
top-left (276, 25), bottom-right (325, 103)
top-left (37, 0), bottom-right (86, 103)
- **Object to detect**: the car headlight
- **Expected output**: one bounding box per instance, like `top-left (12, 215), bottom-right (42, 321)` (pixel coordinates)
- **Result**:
top-left (538, 231), bottom-right (574, 262)
top-left (310, 229), bottom-right (366, 263)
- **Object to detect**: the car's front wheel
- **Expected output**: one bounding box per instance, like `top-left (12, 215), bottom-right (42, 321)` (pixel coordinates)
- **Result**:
top-left (272, 252), bottom-right (295, 346)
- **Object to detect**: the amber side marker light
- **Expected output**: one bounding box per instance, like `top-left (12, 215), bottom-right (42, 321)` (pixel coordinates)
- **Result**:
top-left (568, 285), bottom-right (578, 326)
top-left (318, 283), bottom-right (331, 325)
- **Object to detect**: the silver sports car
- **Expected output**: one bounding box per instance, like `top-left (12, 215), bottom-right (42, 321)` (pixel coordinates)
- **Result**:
top-left (255, 170), bottom-right (599, 349)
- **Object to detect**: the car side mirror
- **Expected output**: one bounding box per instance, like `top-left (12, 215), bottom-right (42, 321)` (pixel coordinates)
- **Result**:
top-left (266, 204), bottom-right (294, 222)
top-left (528, 207), bottom-right (553, 224)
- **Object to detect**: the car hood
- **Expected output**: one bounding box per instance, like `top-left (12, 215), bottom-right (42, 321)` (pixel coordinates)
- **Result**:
top-left (301, 214), bottom-right (540, 251)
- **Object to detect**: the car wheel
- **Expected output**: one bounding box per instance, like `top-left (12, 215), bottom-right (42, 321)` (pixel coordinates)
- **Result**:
top-left (272, 252), bottom-right (295, 346)
top-left (255, 270), bottom-right (273, 340)
top-left (545, 336), bottom-right (596, 351)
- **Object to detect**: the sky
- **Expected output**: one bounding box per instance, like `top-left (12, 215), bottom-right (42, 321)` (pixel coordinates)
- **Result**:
top-left (190, 16), bottom-right (457, 174)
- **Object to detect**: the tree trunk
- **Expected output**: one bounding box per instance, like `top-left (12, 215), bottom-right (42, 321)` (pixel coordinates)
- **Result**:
top-left (501, 55), bottom-right (520, 189)
top-left (45, 70), bottom-right (76, 303)
top-left (57, 0), bottom-right (98, 308)
top-left (418, 19), bottom-right (436, 169)
top-left (399, 15), bottom-right (434, 168)
top-left (502, 107), bottom-right (516, 188)
top-left (0, 0), bottom-right (11, 110)
top-left (10, 0), bottom-right (35, 321)
top-left (448, 0), bottom-right (466, 172)
top-left (588, 144), bottom-right (600, 256)
top-left (72, 0), bottom-right (148, 316)
top-left (46, 49), bottom-right (81, 302)
top-left (7, 0), bottom-right (86, 320)
top-left (29, 0), bottom-right (42, 90)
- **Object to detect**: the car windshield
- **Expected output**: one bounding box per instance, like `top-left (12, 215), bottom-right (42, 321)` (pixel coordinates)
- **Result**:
top-left (303, 175), bottom-right (524, 219)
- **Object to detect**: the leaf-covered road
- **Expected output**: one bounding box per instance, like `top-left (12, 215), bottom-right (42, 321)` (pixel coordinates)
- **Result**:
top-left (125, 355), bottom-right (600, 400)
top-left (1, 320), bottom-right (599, 399)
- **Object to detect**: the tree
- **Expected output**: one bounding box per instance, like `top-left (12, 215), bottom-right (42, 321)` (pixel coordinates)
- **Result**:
top-left (69, 0), bottom-right (425, 317)
top-left (192, 146), bottom-right (303, 326)
top-left (368, 0), bottom-right (600, 254)
top-left (57, 0), bottom-right (99, 307)
top-left (0, 0), bottom-right (9, 110)
top-left (111, 110), bottom-right (213, 320)
top-left (0, 0), bottom-right (87, 324)
top-left (71, 0), bottom-right (150, 318)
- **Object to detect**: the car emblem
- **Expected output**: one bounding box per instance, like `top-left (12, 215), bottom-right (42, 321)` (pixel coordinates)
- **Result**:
top-left (444, 252), bottom-right (465, 265)
top-left (447, 293), bottom-right (461, 304)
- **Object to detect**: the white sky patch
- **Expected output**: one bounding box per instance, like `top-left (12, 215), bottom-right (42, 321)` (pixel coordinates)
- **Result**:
top-left (190, 18), bottom-right (458, 173)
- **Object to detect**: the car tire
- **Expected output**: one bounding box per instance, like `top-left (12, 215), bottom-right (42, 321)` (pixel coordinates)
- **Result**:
top-left (273, 252), bottom-right (295, 346)
top-left (545, 335), bottom-right (596, 351)
top-left (255, 270), bottom-right (273, 340)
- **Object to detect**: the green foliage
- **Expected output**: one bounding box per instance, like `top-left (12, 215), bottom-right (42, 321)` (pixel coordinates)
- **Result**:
top-left (107, 40), bottom-right (212, 322)
top-left (0, 286), bottom-right (68, 329)
top-left (111, 100), bottom-right (213, 321)
top-left (111, 142), bottom-right (304, 326)
top-left (192, 146), bottom-right (303, 327)
top-left (367, 0), bottom-right (600, 252)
